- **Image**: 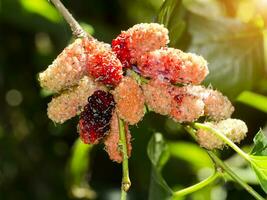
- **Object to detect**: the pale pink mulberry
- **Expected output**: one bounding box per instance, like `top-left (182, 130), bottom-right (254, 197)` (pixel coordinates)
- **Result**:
top-left (169, 87), bottom-right (205, 122)
top-left (196, 119), bottom-right (248, 150)
top-left (104, 114), bottom-right (132, 163)
top-left (186, 86), bottom-right (234, 120)
top-left (138, 48), bottom-right (209, 84)
top-left (142, 79), bottom-right (172, 115)
top-left (113, 77), bottom-right (145, 125)
top-left (47, 76), bottom-right (104, 124)
top-left (39, 37), bottom-right (92, 92)
top-left (112, 23), bottom-right (169, 68)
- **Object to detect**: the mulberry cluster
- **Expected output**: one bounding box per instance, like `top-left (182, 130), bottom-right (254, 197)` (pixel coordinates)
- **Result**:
top-left (39, 22), bottom-right (247, 161)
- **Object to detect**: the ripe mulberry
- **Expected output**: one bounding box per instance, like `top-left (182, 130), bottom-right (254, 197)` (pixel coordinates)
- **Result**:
top-left (47, 76), bottom-right (105, 124)
top-left (78, 90), bottom-right (116, 144)
top-left (87, 41), bottom-right (123, 87)
top-left (112, 23), bottom-right (169, 68)
top-left (104, 114), bottom-right (132, 163)
top-left (39, 37), bottom-right (92, 92)
top-left (142, 79), bottom-right (172, 115)
top-left (196, 119), bottom-right (248, 150)
top-left (113, 77), bottom-right (145, 125)
top-left (138, 48), bottom-right (209, 84)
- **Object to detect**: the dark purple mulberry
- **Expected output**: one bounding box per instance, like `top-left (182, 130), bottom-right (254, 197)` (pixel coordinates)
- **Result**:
top-left (78, 90), bottom-right (116, 144)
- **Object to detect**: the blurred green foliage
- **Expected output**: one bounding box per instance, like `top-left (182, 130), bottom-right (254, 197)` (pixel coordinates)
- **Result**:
top-left (1, 0), bottom-right (267, 199)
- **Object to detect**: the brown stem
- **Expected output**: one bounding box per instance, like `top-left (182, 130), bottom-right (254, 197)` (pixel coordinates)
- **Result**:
top-left (50, 0), bottom-right (91, 39)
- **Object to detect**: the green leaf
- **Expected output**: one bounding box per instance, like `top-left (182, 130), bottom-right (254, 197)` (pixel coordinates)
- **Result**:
top-left (237, 91), bottom-right (267, 113)
top-left (66, 139), bottom-right (96, 199)
top-left (188, 14), bottom-right (265, 99)
top-left (250, 130), bottom-right (267, 193)
top-left (19, 0), bottom-right (61, 23)
top-left (168, 142), bottom-right (213, 170)
top-left (147, 133), bottom-right (173, 200)
top-left (157, 0), bottom-right (187, 47)
top-left (250, 156), bottom-right (267, 193)
top-left (251, 130), bottom-right (267, 156)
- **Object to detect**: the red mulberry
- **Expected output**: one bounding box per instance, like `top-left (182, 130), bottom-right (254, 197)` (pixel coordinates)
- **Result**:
top-left (112, 23), bottom-right (169, 68)
top-left (78, 90), bottom-right (116, 144)
top-left (113, 77), bottom-right (145, 125)
top-left (47, 76), bottom-right (105, 124)
top-left (104, 114), bottom-right (132, 163)
top-left (86, 40), bottom-right (123, 87)
top-left (138, 48), bottom-right (209, 84)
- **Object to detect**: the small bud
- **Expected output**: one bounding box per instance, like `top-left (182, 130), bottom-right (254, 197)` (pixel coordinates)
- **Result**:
top-left (138, 48), bottom-right (209, 84)
top-left (47, 76), bottom-right (104, 124)
top-left (104, 114), bottom-right (132, 163)
top-left (196, 119), bottom-right (248, 150)
top-left (113, 77), bottom-right (145, 125)
top-left (112, 23), bottom-right (169, 68)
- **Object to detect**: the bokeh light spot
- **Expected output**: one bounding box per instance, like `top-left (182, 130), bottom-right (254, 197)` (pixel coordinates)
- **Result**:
top-left (5, 89), bottom-right (23, 106)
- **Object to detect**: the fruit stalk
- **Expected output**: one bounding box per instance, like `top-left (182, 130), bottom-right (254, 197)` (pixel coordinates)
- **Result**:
top-left (118, 118), bottom-right (131, 199)
top-left (50, 0), bottom-right (91, 38)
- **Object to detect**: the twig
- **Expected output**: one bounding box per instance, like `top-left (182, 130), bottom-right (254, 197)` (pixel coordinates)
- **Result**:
top-left (118, 118), bottom-right (131, 200)
top-left (49, 0), bottom-right (91, 38)
top-left (184, 125), bottom-right (265, 200)
top-left (173, 172), bottom-right (219, 197)
top-left (208, 152), bottom-right (265, 200)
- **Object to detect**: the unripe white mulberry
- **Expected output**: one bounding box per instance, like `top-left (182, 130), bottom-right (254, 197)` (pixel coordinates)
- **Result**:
top-left (196, 119), bottom-right (248, 150)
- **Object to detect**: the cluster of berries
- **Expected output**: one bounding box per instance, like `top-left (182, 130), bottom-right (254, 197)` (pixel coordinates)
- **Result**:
top-left (39, 23), bottom-right (247, 161)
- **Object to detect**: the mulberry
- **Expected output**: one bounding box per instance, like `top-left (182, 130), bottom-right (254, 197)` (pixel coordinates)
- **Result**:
top-left (196, 119), bottom-right (248, 150)
top-left (39, 37), bottom-right (91, 92)
top-left (142, 79), bottom-right (172, 115)
top-left (138, 48), bottom-right (209, 84)
top-left (104, 114), bottom-right (132, 163)
top-left (47, 76), bottom-right (105, 124)
top-left (78, 90), bottom-right (116, 144)
top-left (113, 77), bottom-right (145, 125)
top-left (169, 87), bottom-right (205, 122)
top-left (186, 86), bottom-right (234, 120)
top-left (87, 41), bottom-right (123, 87)
top-left (112, 23), bottom-right (169, 68)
